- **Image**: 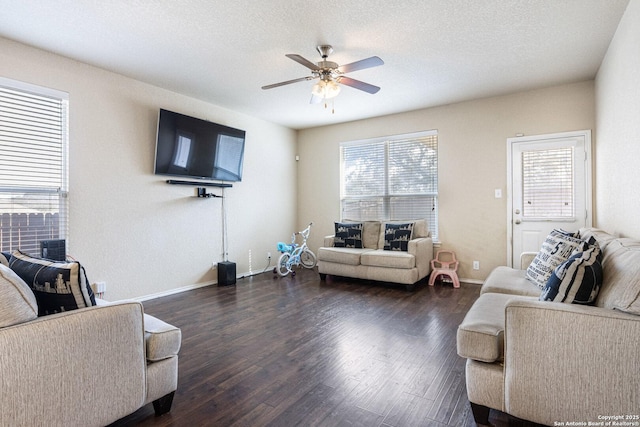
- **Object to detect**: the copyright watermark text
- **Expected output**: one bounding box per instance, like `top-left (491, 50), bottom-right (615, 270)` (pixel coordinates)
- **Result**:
top-left (553, 415), bottom-right (640, 427)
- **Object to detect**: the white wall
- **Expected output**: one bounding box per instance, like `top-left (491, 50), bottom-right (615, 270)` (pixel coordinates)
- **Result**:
top-left (0, 37), bottom-right (297, 300)
top-left (298, 82), bottom-right (595, 281)
top-left (595, 0), bottom-right (640, 239)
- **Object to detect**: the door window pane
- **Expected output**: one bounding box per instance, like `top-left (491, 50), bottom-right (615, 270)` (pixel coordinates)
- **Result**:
top-left (522, 147), bottom-right (574, 218)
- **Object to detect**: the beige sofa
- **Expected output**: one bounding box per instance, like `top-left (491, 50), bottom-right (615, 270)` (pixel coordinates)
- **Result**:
top-left (0, 266), bottom-right (181, 427)
top-left (317, 219), bottom-right (433, 289)
top-left (457, 228), bottom-right (640, 425)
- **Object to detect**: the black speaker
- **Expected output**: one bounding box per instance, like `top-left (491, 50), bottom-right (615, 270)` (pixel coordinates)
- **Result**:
top-left (40, 239), bottom-right (66, 261)
top-left (217, 261), bottom-right (236, 286)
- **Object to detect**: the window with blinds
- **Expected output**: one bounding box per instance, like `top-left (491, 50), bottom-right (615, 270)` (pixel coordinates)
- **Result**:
top-left (522, 147), bottom-right (574, 218)
top-left (0, 79), bottom-right (69, 256)
top-left (340, 131), bottom-right (438, 240)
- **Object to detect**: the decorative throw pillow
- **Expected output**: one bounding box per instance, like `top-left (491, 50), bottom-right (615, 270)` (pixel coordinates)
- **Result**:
top-left (526, 229), bottom-right (589, 289)
top-left (333, 222), bottom-right (363, 248)
top-left (0, 263), bottom-right (38, 327)
top-left (9, 251), bottom-right (96, 316)
top-left (383, 222), bottom-right (414, 251)
top-left (540, 241), bottom-right (603, 304)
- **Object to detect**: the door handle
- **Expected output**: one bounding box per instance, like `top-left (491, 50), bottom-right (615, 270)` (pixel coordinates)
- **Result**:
top-left (515, 209), bottom-right (521, 214)
top-left (515, 219), bottom-right (521, 224)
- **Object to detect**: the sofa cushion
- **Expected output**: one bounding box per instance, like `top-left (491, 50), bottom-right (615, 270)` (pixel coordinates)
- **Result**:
top-left (333, 222), bottom-right (363, 248)
top-left (9, 250), bottom-right (96, 316)
top-left (383, 222), bottom-right (414, 251)
top-left (457, 293), bottom-right (537, 363)
top-left (317, 247), bottom-right (374, 266)
top-left (361, 250), bottom-right (415, 269)
top-left (526, 229), bottom-right (589, 289)
top-left (0, 263), bottom-right (38, 328)
top-left (144, 313), bottom-right (182, 362)
top-left (579, 227), bottom-right (617, 252)
top-left (411, 219), bottom-right (429, 238)
top-left (480, 266), bottom-right (541, 297)
top-left (595, 238), bottom-right (640, 315)
top-left (362, 221), bottom-right (382, 249)
top-left (540, 243), bottom-right (603, 304)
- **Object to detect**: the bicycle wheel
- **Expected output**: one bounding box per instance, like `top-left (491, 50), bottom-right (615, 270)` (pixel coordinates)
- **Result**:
top-left (276, 253), bottom-right (291, 277)
top-left (300, 249), bottom-right (317, 269)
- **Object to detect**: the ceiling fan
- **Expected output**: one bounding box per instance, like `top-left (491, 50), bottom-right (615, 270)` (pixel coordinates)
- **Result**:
top-left (261, 45), bottom-right (384, 104)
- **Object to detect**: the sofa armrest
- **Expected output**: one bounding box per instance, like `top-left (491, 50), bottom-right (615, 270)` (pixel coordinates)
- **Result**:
top-left (503, 299), bottom-right (640, 425)
top-left (519, 251), bottom-right (537, 269)
top-left (408, 237), bottom-right (434, 277)
top-left (323, 235), bottom-right (335, 247)
top-left (0, 302), bottom-right (147, 426)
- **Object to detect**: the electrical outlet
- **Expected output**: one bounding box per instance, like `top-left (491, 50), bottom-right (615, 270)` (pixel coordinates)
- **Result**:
top-left (91, 281), bottom-right (106, 293)
top-left (473, 261), bottom-right (480, 270)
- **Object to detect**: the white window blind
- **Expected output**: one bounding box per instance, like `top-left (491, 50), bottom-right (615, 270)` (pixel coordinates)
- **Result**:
top-left (522, 147), bottom-right (574, 218)
top-left (0, 80), bottom-right (69, 256)
top-left (340, 131), bottom-right (438, 240)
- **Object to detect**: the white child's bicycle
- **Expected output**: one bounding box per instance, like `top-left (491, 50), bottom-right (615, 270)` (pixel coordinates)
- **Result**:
top-left (274, 222), bottom-right (317, 277)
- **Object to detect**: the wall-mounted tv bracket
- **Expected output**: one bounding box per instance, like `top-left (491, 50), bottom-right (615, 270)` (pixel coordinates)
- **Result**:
top-left (166, 179), bottom-right (232, 188)
top-left (196, 187), bottom-right (223, 198)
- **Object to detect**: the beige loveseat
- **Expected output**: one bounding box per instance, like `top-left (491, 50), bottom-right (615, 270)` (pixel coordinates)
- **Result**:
top-left (457, 228), bottom-right (640, 425)
top-left (0, 256), bottom-right (181, 426)
top-left (317, 219), bottom-right (433, 289)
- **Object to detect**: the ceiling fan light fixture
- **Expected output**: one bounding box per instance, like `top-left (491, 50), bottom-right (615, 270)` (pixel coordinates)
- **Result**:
top-left (311, 80), bottom-right (341, 99)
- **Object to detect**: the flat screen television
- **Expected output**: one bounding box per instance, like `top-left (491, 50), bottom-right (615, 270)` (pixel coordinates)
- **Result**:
top-left (154, 109), bottom-right (246, 182)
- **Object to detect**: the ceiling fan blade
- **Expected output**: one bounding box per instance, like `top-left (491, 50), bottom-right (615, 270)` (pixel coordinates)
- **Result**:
top-left (337, 76), bottom-right (380, 94)
top-left (261, 76), bottom-right (313, 90)
top-left (286, 54), bottom-right (321, 71)
top-left (337, 56), bottom-right (384, 73)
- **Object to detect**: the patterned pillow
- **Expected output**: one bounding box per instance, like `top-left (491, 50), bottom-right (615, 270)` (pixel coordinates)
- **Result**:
top-left (0, 263), bottom-right (38, 328)
top-left (333, 222), bottom-right (363, 248)
top-left (540, 241), bottom-right (603, 304)
top-left (383, 222), bottom-right (414, 251)
top-left (526, 229), bottom-right (589, 288)
top-left (9, 251), bottom-right (96, 316)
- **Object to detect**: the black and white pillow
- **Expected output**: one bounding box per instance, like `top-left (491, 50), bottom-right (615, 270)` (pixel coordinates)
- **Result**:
top-left (383, 223), bottom-right (414, 251)
top-left (9, 250), bottom-right (96, 316)
top-left (333, 222), bottom-right (364, 248)
top-left (526, 229), bottom-right (589, 289)
top-left (540, 240), bottom-right (603, 304)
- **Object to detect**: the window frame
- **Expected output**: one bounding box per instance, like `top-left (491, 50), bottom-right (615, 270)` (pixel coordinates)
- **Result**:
top-left (339, 130), bottom-right (439, 241)
top-left (0, 77), bottom-right (69, 256)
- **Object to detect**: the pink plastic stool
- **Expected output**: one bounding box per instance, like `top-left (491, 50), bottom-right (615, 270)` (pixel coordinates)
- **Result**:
top-left (428, 250), bottom-right (460, 288)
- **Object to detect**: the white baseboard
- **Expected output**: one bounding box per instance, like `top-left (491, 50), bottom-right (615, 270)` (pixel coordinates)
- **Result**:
top-left (133, 273), bottom-right (483, 302)
top-left (460, 278), bottom-right (483, 285)
top-left (133, 280), bottom-right (215, 302)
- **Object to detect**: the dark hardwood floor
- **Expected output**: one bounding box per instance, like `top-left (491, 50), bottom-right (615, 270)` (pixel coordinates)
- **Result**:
top-left (111, 268), bottom-right (544, 427)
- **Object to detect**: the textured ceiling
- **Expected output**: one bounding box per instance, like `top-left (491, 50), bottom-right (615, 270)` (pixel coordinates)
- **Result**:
top-left (0, 0), bottom-right (630, 129)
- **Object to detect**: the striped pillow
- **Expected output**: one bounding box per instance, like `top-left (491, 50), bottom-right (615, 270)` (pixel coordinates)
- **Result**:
top-left (540, 242), bottom-right (603, 304)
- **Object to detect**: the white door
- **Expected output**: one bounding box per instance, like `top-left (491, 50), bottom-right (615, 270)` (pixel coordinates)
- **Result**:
top-left (507, 130), bottom-right (592, 268)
